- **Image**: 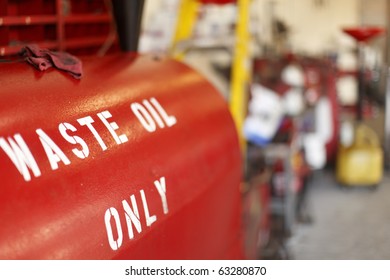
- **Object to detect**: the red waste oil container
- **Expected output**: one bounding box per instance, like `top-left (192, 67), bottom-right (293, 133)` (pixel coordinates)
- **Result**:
top-left (0, 53), bottom-right (243, 259)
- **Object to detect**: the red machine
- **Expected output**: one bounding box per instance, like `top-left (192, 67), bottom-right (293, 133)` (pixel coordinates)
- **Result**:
top-left (0, 54), bottom-right (243, 259)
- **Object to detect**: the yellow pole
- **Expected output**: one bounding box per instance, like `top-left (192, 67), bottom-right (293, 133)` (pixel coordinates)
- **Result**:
top-left (230, 0), bottom-right (251, 152)
top-left (170, 0), bottom-right (200, 60)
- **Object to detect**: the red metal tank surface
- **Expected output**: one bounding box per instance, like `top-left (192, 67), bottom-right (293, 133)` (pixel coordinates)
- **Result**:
top-left (0, 53), bottom-right (242, 259)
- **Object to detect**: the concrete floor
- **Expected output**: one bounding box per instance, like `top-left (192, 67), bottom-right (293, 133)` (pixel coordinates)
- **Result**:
top-left (286, 169), bottom-right (390, 260)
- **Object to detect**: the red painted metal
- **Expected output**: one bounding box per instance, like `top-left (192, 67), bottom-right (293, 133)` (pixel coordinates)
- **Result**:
top-left (0, 53), bottom-right (243, 259)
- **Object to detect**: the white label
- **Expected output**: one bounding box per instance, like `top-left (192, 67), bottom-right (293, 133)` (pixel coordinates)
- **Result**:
top-left (154, 176), bottom-right (168, 214)
top-left (131, 103), bottom-right (157, 133)
top-left (104, 207), bottom-right (123, 251)
top-left (131, 97), bottom-right (177, 133)
top-left (77, 116), bottom-right (107, 151)
top-left (140, 189), bottom-right (157, 227)
top-left (122, 194), bottom-right (142, 240)
top-left (0, 98), bottom-right (177, 184)
top-left (104, 176), bottom-right (169, 251)
top-left (97, 111), bottom-right (129, 144)
top-left (36, 129), bottom-right (70, 170)
top-left (59, 122), bottom-right (90, 159)
top-left (150, 97), bottom-right (177, 127)
top-left (0, 134), bottom-right (41, 181)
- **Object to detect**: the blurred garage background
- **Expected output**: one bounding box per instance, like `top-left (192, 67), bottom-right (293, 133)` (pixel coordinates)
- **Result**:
top-left (1, 0), bottom-right (390, 259)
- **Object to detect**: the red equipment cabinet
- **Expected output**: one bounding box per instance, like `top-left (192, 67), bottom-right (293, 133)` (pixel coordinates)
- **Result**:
top-left (0, 53), bottom-right (243, 259)
top-left (0, 0), bottom-right (117, 58)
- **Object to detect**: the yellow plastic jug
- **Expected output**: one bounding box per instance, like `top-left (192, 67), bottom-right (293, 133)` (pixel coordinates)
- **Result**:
top-left (336, 123), bottom-right (383, 187)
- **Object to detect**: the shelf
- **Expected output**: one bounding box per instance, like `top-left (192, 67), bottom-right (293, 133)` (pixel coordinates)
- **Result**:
top-left (0, 0), bottom-right (117, 58)
top-left (64, 36), bottom-right (109, 49)
top-left (0, 15), bottom-right (57, 26)
top-left (64, 14), bottom-right (111, 24)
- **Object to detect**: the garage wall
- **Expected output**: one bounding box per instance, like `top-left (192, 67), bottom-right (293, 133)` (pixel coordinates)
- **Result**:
top-left (254, 0), bottom-right (360, 56)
